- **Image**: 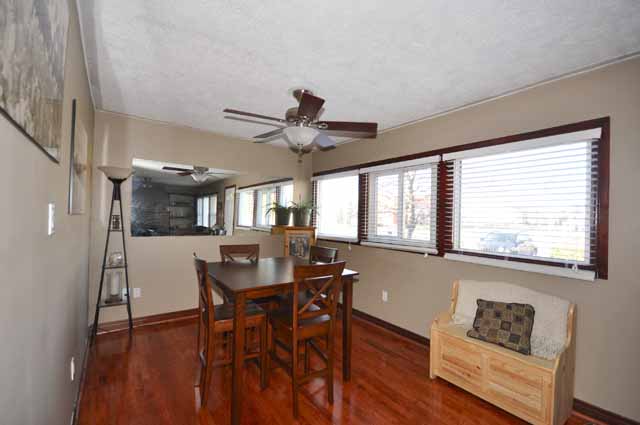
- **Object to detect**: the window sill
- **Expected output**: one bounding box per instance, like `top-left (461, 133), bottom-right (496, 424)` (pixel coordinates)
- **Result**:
top-left (251, 226), bottom-right (272, 233)
top-left (361, 241), bottom-right (437, 254)
top-left (444, 253), bottom-right (596, 282)
top-left (316, 235), bottom-right (359, 244)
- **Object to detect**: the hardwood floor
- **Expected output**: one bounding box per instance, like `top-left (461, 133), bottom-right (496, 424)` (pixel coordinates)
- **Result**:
top-left (78, 316), bottom-right (595, 425)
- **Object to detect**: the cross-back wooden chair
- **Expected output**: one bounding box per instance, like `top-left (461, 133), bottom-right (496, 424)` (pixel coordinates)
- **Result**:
top-left (193, 253), bottom-right (268, 407)
top-left (267, 261), bottom-right (346, 418)
top-left (220, 244), bottom-right (260, 263)
top-left (309, 245), bottom-right (338, 264)
top-left (219, 244), bottom-right (283, 313)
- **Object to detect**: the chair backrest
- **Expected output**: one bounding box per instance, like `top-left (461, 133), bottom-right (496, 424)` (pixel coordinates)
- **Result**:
top-left (309, 245), bottom-right (338, 264)
top-left (292, 262), bottom-right (346, 329)
top-left (193, 253), bottom-right (215, 322)
top-left (220, 244), bottom-right (260, 263)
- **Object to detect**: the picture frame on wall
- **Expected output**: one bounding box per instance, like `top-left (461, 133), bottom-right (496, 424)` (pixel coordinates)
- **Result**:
top-left (284, 227), bottom-right (316, 259)
top-left (0, 0), bottom-right (70, 163)
top-left (68, 99), bottom-right (89, 214)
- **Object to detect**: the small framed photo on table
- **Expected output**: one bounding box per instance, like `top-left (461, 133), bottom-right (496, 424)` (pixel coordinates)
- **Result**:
top-left (283, 227), bottom-right (316, 259)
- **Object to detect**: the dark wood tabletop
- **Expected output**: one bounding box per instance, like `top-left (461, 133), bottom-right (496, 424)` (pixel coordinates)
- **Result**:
top-left (207, 256), bottom-right (358, 295)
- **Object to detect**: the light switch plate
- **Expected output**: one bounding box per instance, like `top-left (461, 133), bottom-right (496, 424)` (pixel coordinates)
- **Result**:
top-left (133, 288), bottom-right (141, 298)
top-left (47, 203), bottom-right (55, 236)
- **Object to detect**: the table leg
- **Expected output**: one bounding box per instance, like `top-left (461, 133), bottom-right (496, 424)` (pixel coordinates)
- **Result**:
top-left (231, 292), bottom-right (246, 425)
top-left (342, 277), bottom-right (353, 381)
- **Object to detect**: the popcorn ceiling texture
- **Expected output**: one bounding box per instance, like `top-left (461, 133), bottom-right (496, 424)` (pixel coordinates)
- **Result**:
top-left (77, 0), bottom-right (640, 147)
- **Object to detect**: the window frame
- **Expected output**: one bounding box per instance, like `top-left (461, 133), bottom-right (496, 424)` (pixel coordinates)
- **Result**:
top-left (312, 171), bottom-right (360, 243)
top-left (236, 178), bottom-right (294, 231)
top-left (311, 117), bottom-right (609, 280)
top-left (362, 158), bottom-right (439, 253)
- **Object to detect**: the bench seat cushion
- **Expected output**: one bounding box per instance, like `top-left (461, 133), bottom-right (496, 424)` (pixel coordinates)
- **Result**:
top-left (452, 280), bottom-right (570, 359)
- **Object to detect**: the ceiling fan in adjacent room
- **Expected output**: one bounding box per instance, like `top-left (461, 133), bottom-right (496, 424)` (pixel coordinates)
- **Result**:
top-left (161, 165), bottom-right (235, 183)
top-left (223, 89), bottom-right (378, 161)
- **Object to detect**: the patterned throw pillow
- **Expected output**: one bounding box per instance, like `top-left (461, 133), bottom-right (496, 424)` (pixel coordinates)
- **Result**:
top-left (466, 299), bottom-right (535, 355)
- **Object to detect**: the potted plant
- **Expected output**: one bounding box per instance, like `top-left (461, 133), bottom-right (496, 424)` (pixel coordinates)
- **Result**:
top-left (290, 200), bottom-right (316, 227)
top-left (265, 202), bottom-right (291, 226)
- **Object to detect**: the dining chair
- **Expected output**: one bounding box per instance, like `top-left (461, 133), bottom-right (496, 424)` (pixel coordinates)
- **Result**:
top-left (267, 261), bottom-right (346, 418)
top-left (193, 254), bottom-right (268, 407)
top-left (309, 245), bottom-right (338, 264)
top-left (219, 244), bottom-right (260, 263)
top-left (220, 244), bottom-right (282, 311)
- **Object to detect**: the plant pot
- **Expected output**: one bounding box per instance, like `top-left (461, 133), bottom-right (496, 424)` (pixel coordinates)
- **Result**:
top-left (275, 210), bottom-right (291, 226)
top-left (292, 210), bottom-right (312, 227)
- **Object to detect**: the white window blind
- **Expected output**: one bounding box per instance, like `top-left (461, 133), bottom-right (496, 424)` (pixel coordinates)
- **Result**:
top-left (366, 162), bottom-right (438, 250)
top-left (444, 129), bottom-right (601, 268)
top-left (236, 189), bottom-right (254, 227)
top-left (313, 172), bottom-right (359, 241)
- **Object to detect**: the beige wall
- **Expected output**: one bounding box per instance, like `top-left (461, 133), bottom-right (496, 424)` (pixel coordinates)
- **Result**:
top-left (90, 111), bottom-right (312, 322)
top-left (313, 58), bottom-right (640, 421)
top-left (0, 1), bottom-right (95, 424)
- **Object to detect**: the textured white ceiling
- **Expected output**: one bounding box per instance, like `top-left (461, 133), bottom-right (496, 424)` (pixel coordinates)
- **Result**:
top-left (78, 1), bottom-right (640, 147)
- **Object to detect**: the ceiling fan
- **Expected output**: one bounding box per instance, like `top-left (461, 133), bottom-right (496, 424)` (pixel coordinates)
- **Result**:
top-left (223, 89), bottom-right (378, 161)
top-left (162, 165), bottom-right (235, 183)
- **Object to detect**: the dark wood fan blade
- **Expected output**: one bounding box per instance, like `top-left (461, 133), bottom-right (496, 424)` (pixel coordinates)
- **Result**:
top-left (297, 93), bottom-right (325, 120)
top-left (316, 121), bottom-right (378, 138)
top-left (224, 116), bottom-right (285, 128)
top-left (177, 171), bottom-right (193, 176)
top-left (223, 109), bottom-right (285, 123)
top-left (254, 128), bottom-right (285, 139)
top-left (163, 166), bottom-right (191, 172)
top-left (314, 132), bottom-right (336, 148)
top-left (319, 145), bottom-right (336, 152)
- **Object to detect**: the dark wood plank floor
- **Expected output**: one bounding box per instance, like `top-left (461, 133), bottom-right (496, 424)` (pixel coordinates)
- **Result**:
top-left (78, 316), bottom-right (595, 425)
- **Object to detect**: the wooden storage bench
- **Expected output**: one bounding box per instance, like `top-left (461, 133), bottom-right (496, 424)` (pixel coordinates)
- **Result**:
top-left (430, 281), bottom-right (576, 425)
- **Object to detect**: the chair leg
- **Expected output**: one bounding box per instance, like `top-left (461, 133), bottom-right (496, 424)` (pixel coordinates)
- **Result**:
top-left (201, 327), bottom-right (216, 407)
top-left (292, 339), bottom-right (300, 419)
top-left (260, 319), bottom-right (268, 390)
top-left (304, 340), bottom-right (311, 374)
top-left (327, 332), bottom-right (335, 404)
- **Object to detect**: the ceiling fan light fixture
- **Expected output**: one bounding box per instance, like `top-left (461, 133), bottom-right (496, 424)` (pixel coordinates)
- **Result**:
top-left (191, 172), bottom-right (210, 184)
top-left (284, 126), bottom-right (319, 146)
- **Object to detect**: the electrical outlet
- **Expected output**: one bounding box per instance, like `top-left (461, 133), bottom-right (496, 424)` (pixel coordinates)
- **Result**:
top-left (133, 288), bottom-right (141, 298)
top-left (382, 290), bottom-right (389, 303)
top-left (70, 357), bottom-right (75, 382)
top-left (47, 203), bottom-right (55, 236)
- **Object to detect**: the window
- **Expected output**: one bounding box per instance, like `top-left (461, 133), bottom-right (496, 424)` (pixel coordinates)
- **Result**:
top-left (237, 189), bottom-right (254, 227)
top-left (236, 179), bottom-right (294, 229)
top-left (280, 182), bottom-right (294, 207)
top-left (310, 117), bottom-right (609, 280)
top-left (361, 157), bottom-right (439, 252)
top-left (442, 125), bottom-right (607, 280)
top-left (255, 186), bottom-right (277, 228)
top-left (312, 172), bottom-right (359, 241)
top-left (196, 194), bottom-right (217, 227)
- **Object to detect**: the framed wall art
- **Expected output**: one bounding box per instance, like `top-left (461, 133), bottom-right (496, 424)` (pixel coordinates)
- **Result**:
top-left (0, 0), bottom-right (70, 163)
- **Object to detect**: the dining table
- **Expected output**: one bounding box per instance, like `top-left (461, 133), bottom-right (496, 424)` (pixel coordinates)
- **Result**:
top-left (207, 255), bottom-right (359, 425)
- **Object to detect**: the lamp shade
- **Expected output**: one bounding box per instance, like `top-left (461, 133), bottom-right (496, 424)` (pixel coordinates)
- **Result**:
top-left (98, 166), bottom-right (134, 181)
top-left (284, 126), bottom-right (319, 146)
